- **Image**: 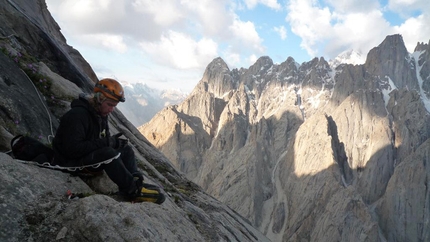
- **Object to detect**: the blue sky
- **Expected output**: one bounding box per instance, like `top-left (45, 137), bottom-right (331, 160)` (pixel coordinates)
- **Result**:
top-left (45, 0), bottom-right (429, 93)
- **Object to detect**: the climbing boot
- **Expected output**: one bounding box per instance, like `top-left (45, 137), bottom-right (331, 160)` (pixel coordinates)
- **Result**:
top-left (132, 183), bottom-right (166, 204)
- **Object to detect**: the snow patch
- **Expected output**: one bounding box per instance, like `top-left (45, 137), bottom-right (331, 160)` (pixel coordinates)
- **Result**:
top-left (381, 76), bottom-right (397, 110)
top-left (412, 50), bottom-right (430, 112)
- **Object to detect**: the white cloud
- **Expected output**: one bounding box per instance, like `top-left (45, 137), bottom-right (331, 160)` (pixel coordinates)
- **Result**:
top-left (327, 10), bottom-right (392, 54)
top-left (46, 0), bottom-right (267, 81)
top-left (325, 0), bottom-right (380, 13)
top-left (139, 31), bottom-right (218, 69)
top-left (388, 0), bottom-right (429, 17)
top-left (286, 0), bottom-right (333, 56)
top-left (223, 49), bottom-right (241, 67)
top-left (388, 0), bottom-right (430, 50)
top-left (132, 0), bottom-right (184, 26)
top-left (243, 0), bottom-right (282, 10)
top-left (44, 0), bottom-right (430, 92)
top-left (248, 54), bottom-right (259, 66)
top-left (244, 0), bottom-right (258, 9)
top-left (181, 0), bottom-right (233, 36)
top-left (395, 14), bottom-right (430, 52)
top-left (285, 0), bottom-right (430, 60)
top-left (273, 26), bottom-right (287, 40)
top-left (46, 0), bottom-right (165, 42)
top-left (229, 17), bottom-right (265, 53)
top-left (47, 0), bottom-right (127, 33)
top-left (90, 34), bottom-right (128, 53)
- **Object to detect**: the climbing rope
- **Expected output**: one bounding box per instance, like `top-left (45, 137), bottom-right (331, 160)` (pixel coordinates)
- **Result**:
top-left (20, 69), bottom-right (55, 143)
top-left (1, 34), bottom-right (55, 146)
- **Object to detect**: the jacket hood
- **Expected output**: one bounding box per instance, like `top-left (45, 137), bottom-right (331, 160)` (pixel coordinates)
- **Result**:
top-left (71, 93), bottom-right (96, 113)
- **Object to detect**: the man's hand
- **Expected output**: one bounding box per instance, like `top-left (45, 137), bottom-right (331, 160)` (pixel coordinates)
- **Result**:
top-left (117, 137), bottom-right (128, 149)
top-left (109, 132), bottom-right (127, 149)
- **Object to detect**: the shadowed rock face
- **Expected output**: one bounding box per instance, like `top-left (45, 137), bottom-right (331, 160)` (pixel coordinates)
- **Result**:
top-left (0, 1), bottom-right (270, 241)
top-left (140, 34), bottom-right (430, 241)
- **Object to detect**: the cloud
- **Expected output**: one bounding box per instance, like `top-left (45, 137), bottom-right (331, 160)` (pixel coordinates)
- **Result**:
top-left (44, 0), bottom-right (430, 92)
top-left (139, 31), bottom-right (218, 69)
top-left (273, 26), bottom-right (287, 40)
top-left (223, 48), bottom-right (241, 67)
top-left (76, 34), bottom-right (128, 53)
top-left (328, 11), bottom-right (392, 55)
top-left (98, 35), bottom-right (128, 53)
top-left (132, 0), bottom-right (184, 26)
top-left (46, 0), bottom-right (429, 70)
top-left (229, 16), bottom-right (265, 53)
top-left (47, 0), bottom-right (265, 70)
top-left (47, 0), bottom-right (127, 33)
top-left (46, 0), bottom-right (170, 43)
top-left (286, 0), bottom-right (333, 57)
top-left (286, 0), bottom-right (429, 60)
top-left (395, 14), bottom-right (430, 51)
top-left (388, 0), bottom-right (429, 17)
top-left (243, 0), bottom-right (282, 10)
top-left (181, 0), bottom-right (233, 36)
top-left (248, 54), bottom-right (259, 66)
top-left (324, 0), bottom-right (380, 13)
top-left (388, 0), bottom-right (430, 50)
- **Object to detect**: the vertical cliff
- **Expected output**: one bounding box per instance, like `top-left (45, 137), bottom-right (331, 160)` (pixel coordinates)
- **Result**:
top-left (140, 34), bottom-right (430, 241)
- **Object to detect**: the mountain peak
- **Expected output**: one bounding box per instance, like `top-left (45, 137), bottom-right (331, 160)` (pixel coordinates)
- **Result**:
top-left (329, 49), bottom-right (365, 68)
top-left (207, 57), bottom-right (229, 70)
top-left (365, 34), bottom-right (408, 66)
top-left (190, 57), bottom-right (237, 97)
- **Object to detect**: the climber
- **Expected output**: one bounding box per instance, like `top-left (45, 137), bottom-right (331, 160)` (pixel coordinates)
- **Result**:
top-left (52, 78), bottom-right (165, 204)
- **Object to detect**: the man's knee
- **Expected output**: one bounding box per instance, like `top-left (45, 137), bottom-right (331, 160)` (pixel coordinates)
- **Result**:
top-left (87, 147), bottom-right (119, 164)
top-left (120, 145), bottom-right (134, 159)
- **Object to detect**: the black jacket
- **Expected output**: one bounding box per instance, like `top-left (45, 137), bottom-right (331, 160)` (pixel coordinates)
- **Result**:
top-left (53, 94), bottom-right (111, 161)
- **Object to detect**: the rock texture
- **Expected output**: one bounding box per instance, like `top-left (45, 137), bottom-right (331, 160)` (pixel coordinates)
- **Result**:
top-left (0, 1), bottom-right (269, 241)
top-left (140, 34), bottom-right (430, 241)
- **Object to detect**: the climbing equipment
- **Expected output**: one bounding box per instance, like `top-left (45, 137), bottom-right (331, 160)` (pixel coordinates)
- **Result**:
top-left (94, 78), bottom-right (125, 102)
top-left (15, 153), bottom-right (121, 172)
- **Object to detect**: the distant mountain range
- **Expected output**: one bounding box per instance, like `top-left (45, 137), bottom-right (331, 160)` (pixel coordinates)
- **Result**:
top-left (139, 34), bottom-right (430, 241)
top-left (118, 82), bottom-right (187, 127)
top-left (118, 49), bottom-right (364, 128)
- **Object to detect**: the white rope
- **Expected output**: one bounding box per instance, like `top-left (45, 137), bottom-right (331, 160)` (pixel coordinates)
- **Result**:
top-left (1, 33), bottom-right (55, 146)
top-left (15, 153), bottom-right (120, 171)
top-left (0, 34), bottom-right (15, 39)
top-left (20, 69), bottom-right (55, 142)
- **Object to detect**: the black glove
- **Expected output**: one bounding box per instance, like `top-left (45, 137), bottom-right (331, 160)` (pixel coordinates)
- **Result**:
top-left (108, 132), bottom-right (124, 149)
top-left (117, 137), bottom-right (128, 149)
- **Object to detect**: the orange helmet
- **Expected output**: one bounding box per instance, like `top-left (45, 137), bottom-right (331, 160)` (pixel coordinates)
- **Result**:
top-left (94, 78), bottom-right (125, 102)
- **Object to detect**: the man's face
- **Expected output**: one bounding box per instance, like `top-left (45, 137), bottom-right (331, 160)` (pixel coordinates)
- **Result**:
top-left (99, 99), bottom-right (119, 117)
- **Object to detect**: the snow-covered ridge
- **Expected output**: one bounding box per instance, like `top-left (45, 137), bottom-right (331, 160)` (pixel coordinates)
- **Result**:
top-left (329, 49), bottom-right (365, 68)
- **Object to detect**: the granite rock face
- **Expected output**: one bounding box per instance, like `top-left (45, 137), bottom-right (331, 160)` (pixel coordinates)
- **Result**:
top-left (0, 153), bottom-right (268, 242)
top-left (140, 35), bottom-right (430, 241)
top-left (0, 1), bottom-right (269, 241)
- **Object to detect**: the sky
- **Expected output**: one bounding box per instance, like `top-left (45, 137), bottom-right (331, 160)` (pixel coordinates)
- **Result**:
top-left (45, 0), bottom-right (429, 93)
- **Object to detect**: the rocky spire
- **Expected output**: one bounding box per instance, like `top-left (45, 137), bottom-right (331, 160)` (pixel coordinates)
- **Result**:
top-left (365, 34), bottom-right (418, 90)
top-left (191, 57), bottom-right (237, 98)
